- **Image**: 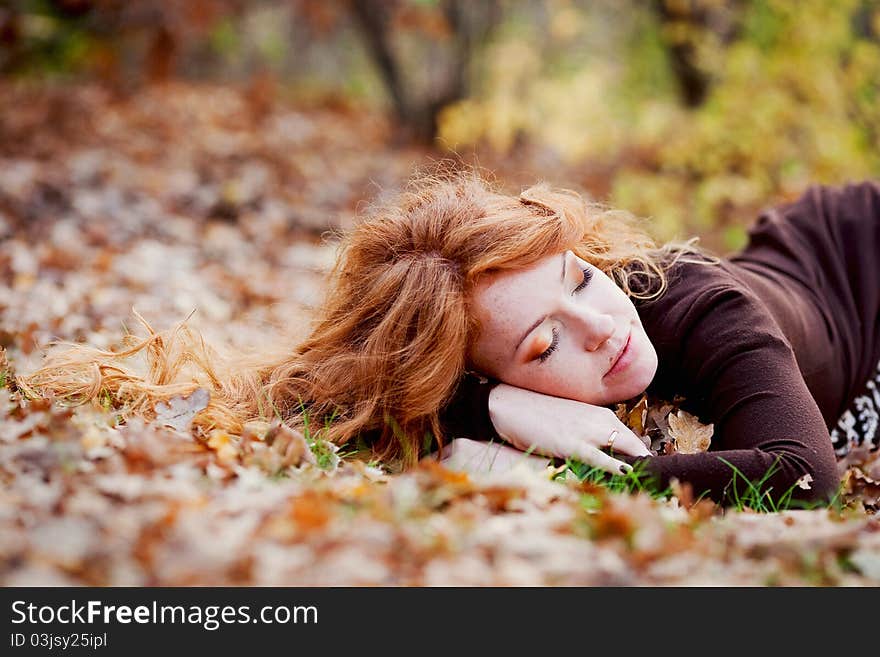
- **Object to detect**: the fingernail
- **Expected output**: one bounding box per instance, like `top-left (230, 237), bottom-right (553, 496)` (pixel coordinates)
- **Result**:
top-left (619, 464), bottom-right (632, 475)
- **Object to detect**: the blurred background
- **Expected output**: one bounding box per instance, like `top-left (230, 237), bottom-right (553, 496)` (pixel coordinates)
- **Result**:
top-left (0, 0), bottom-right (880, 249)
top-left (2, 0), bottom-right (880, 251)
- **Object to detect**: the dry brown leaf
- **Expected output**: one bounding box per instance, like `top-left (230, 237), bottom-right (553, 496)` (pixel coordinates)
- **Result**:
top-left (615, 394), bottom-right (711, 455)
top-left (615, 394), bottom-right (651, 448)
top-left (265, 422), bottom-right (317, 468)
top-left (667, 409), bottom-right (713, 454)
top-left (840, 466), bottom-right (880, 509)
top-left (627, 395), bottom-right (648, 436)
top-left (153, 388), bottom-right (210, 433)
top-left (647, 403), bottom-right (675, 440)
top-left (241, 420), bottom-right (272, 441)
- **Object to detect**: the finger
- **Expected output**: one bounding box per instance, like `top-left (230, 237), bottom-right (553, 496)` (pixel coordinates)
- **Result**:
top-left (513, 438), bottom-right (632, 475)
top-left (607, 426), bottom-right (652, 457)
top-left (571, 444), bottom-right (634, 476)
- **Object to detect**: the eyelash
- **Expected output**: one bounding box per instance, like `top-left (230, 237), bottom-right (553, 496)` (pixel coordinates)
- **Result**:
top-left (538, 328), bottom-right (559, 362)
top-left (537, 268), bottom-right (591, 363)
top-left (572, 267), bottom-right (592, 294)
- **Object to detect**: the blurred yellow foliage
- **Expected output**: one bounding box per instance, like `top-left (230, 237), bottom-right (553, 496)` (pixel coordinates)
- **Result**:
top-left (438, 0), bottom-right (880, 250)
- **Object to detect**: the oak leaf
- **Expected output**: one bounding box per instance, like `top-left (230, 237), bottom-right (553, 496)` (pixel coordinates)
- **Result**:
top-left (667, 409), bottom-right (713, 454)
top-left (153, 388), bottom-right (210, 433)
top-left (627, 395), bottom-right (648, 436)
top-left (615, 394), bottom-right (651, 448)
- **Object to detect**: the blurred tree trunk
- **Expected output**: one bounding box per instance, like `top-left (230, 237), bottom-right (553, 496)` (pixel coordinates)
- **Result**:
top-left (349, 0), bottom-right (501, 143)
top-left (349, 1), bottom-right (410, 126)
top-left (853, 0), bottom-right (880, 40)
top-left (652, 0), bottom-right (745, 108)
top-left (0, 7), bottom-right (22, 75)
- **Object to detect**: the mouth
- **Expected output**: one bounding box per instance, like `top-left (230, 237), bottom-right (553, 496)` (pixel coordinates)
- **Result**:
top-left (604, 331), bottom-right (633, 378)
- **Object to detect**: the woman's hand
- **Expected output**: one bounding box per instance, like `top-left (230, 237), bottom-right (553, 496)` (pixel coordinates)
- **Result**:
top-left (487, 383), bottom-right (652, 475)
top-left (435, 438), bottom-right (553, 475)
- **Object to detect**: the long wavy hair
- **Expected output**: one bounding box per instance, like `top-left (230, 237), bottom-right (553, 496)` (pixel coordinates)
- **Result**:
top-left (19, 169), bottom-right (710, 468)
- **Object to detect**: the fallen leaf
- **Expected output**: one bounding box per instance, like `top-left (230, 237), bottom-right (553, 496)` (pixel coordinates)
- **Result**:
top-left (241, 419), bottom-right (272, 441)
top-left (207, 429), bottom-right (241, 464)
top-left (153, 388), bottom-right (210, 433)
top-left (627, 395), bottom-right (648, 437)
top-left (669, 477), bottom-right (695, 509)
top-left (840, 466), bottom-right (880, 510)
top-left (289, 490), bottom-right (333, 533)
top-left (264, 422), bottom-right (317, 469)
top-left (795, 473), bottom-right (813, 490)
top-left (667, 409), bottom-right (713, 454)
top-left (647, 403), bottom-right (674, 438)
top-left (614, 394), bottom-right (651, 449)
top-left (849, 548), bottom-right (880, 581)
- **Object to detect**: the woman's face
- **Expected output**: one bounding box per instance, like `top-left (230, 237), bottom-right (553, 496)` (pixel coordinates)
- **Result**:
top-left (468, 250), bottom-right (658, 406)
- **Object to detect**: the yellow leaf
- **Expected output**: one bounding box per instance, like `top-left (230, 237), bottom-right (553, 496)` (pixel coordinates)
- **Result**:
top-left (628, 395), bottom-right (648, 436)
top-left (615, 393), bottom-right (648, 435)
top-left (207, 429), bottom-right (240, 464)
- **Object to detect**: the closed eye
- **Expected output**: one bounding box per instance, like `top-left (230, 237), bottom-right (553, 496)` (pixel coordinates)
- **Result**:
top-left (537, 327), bottom-right (559, 362)
top-left (572, 267), bottom-right (593, 294)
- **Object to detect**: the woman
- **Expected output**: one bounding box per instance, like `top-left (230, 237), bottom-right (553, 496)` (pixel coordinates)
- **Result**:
top-left (21, 171), bottom-right (880, 506)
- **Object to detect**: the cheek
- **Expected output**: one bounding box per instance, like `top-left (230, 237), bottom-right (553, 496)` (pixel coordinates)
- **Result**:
top-left (621, 332), bottom-right (657, 391)
top-left (527, 353), bottom-right (593, 396)
top-left (639, 334), bottom-right (659, 375)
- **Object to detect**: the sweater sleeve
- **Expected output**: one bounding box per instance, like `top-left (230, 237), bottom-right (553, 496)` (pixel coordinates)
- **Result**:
top-left (633, 259), bottom-right (840, 504)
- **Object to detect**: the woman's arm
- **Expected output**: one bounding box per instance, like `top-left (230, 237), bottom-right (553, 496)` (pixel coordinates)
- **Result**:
top-left (439, 378), bottom-right (651, 475)
top-left (633, 262), bottom-right (840, 505)
top-left (488, 383), bottom-right (652, 473)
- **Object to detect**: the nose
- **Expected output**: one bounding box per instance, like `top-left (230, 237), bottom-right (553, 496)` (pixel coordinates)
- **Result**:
top-left (563, 303), bottom-right (615, 352)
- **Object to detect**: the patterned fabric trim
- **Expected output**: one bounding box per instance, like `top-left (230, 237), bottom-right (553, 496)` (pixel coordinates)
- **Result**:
top-left (830, 358), bottom-right (880, 456)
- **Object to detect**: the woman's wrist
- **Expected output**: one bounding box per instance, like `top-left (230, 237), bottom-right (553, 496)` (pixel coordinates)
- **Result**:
top-left (487, 383), bottom-right (516, 441)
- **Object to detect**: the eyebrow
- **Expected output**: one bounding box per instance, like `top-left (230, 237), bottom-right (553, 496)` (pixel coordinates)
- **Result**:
top-left (514, 253), bottom-right (566, 354)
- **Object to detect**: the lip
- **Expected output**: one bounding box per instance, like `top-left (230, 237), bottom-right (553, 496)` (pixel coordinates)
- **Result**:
top-left (604, 331), bottom-right (633, 378)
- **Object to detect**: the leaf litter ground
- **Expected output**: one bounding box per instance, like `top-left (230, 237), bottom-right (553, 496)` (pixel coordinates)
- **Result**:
top-left (1, 81), bottom-right (878, 586)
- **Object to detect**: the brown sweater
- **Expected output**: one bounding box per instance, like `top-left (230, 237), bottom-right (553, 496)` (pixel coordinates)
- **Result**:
top-left (440, 181), bottom-right (880, 504)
